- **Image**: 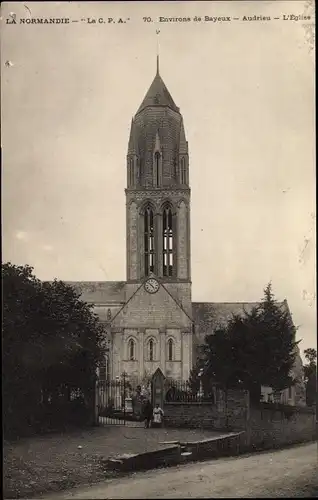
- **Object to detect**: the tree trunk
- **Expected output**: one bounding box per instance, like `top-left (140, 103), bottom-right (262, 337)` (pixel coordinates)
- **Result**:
top-left (249, 383), bottom-right (261, 405)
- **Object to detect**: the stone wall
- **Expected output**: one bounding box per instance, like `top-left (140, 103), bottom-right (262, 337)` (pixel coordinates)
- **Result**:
top-left (104, 444), bottom-right (181, 472)
top-left (164, 389), bottom-right (248, 431)
top-left (246, 403), bottom-right (316, 450)
top-left (163, 390), bottom-right (316, 451)
top-left (164, 402), bottom-right (225, 429)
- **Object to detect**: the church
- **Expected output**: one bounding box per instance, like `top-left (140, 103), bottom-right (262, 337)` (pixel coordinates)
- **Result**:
top-left (68, 58), bottom-right (305, 405)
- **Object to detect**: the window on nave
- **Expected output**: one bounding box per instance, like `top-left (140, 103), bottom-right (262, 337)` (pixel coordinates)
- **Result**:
top-left (148, 339), bottom-right (154, 361)
top-left (167, 338), bottom-right (174, 361)
top-left (128, 339), bottom-right (136, 361)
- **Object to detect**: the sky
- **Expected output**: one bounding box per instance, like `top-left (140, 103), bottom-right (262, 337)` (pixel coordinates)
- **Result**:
top-left (1, 1), bottom-right (316, 355)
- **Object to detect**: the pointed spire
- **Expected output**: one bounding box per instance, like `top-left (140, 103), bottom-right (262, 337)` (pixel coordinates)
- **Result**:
top-left (135, 30), bottom-right (180, 114)
top-left (136, 72), bottom-right (179, 114)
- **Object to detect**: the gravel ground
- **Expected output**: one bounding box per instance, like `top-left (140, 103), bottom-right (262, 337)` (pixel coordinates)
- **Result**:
top-left (4, 425), bottom-right (223, 499)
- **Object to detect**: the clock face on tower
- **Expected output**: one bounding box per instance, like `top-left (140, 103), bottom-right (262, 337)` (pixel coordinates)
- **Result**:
top-left (144, 278), bottom-right (160, 294)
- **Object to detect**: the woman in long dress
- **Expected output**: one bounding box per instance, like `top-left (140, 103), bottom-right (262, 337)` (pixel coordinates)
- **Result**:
top-left (152, 403), bottom-right (164, 428)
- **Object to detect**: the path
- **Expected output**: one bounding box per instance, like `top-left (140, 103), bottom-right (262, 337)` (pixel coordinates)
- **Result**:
top-left (42, 442), bottom-right (318, 499)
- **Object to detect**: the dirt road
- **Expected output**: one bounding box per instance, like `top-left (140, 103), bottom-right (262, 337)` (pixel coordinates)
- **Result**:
top-left (42, 442), bottom-right (317, 499)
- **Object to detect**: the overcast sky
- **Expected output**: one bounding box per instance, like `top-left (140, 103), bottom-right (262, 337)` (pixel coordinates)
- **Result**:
top-left (2, 1), bottom-right (316, 354)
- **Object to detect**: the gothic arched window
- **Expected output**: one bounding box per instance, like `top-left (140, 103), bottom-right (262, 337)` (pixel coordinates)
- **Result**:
top-left (180, 157), bottom-right (186, 184)
top-left (154, 152), bottom-right (161, 186)
top-left (167, 339), bottom-right (174, 361)
top-left (144, 206), bottom-right (155, 275)
top-left (148, 339), bottom-right (154, 361)
top-left (128, 339), bottom-right (136, 361)
top-left (162, 205), bottom-right (174, 277)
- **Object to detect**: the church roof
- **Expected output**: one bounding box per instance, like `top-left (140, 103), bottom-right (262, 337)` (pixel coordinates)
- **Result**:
top-left (136, 65), bottom-right (179, 115)
top-left (66, 281), bottom-right (126, 304)
top-left (192, 300), bottom-right (289, 336)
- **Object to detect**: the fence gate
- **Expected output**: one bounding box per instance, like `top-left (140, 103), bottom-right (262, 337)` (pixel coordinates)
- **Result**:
top-left (96, 377), bottom-right (152, 426)
top-left (97, 379), bottom-right (127, 425)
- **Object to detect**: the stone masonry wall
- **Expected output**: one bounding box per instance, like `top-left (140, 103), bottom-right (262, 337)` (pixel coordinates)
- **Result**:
top-left (163, 390), bottom-right (316, 450)
top-left (164, 402), bottom-right (225, 430)
top-left (163, 390), bottom-right (248, 431)
top-left (246, 404), bottom-right (316, 450)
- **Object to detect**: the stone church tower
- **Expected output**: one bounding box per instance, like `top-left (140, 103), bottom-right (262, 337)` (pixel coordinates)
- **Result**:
top-left (125, 57), bottom-right (191, 309)
top-left (68, 59), bottom-right (194, 382)
top-left (67, 58), bottom-right (305, 404)
top-left (118, 57), bottom-right (193, 380)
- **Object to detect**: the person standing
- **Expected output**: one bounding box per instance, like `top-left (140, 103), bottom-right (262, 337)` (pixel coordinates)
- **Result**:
top-left (143, 399), bottom-right (153, 428)
top-left (152, 403), bottom-right (164, 428)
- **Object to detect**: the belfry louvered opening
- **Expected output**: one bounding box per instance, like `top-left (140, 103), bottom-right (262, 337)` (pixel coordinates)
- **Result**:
top-left (162, 205), bottom-right (174, 277)
top-left (144, 206), bottom-right (156, 276)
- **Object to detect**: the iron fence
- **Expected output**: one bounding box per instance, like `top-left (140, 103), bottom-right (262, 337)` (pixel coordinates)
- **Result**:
top-left (164, 379), bottom-right (216, 403)
top-left (96, 376), bottom-right (152, 425)
top-left (96, 376), bottom-right (217, 426)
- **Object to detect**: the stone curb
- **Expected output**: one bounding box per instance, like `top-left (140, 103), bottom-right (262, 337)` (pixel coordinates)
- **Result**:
top-left (101, 432), bottom-right (317, 476)
top-left (101, 432), bottom-right (246, 473)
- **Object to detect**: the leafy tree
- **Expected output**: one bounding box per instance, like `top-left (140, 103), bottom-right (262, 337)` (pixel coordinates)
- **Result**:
top-left (2, 262), bottom-right (107, 437)
top-left (303, 348), bottom-right (317, 406)
top-left (202, 283), bottom-right (298, 403)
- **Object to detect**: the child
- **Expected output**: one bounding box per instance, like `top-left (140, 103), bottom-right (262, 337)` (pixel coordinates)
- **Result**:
top-left (152, 403), bottom-right (164, 428)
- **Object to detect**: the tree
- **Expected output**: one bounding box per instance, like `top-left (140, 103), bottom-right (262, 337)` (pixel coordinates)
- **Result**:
top-left (202, 283), bottom-right (298, 403)
top-left (2, 262), bottom-right (107, 437)
top-left (303, 348), bottom-right (317, 406)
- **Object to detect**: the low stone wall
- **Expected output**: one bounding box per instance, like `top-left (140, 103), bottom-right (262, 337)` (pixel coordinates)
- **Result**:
top-left (181, 432), bottom-right (246, 460)
top-left (246, 404), bottom-right (316, 450)
top-left (103, 433), bottom-right (246, 473)
top-left (163, 391), bottom-right (316, 452)
top-left (164, 402), bottom-right (226, 429)
top-left (103, 444), bottom-right (181, 472)
top-left (163, 389), bottom-right (249, 431)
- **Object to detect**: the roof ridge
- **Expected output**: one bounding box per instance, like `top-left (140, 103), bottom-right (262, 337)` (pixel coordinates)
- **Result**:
top-left (192, 301), bottom-right (260, 305)
top-left (66, 280), bottom-right (126, 284)
top-left (110, 277), bottom-right (193, 326)
top-left (110, 281), bottom-right (145, 324)
top-left (159, 281), bottom-right (193, 323)
top-left (192, 300), bottom-right (285, 305)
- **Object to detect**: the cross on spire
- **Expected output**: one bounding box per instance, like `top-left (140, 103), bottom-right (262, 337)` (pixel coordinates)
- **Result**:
top-left (156, 29), bottom-right (160, 75)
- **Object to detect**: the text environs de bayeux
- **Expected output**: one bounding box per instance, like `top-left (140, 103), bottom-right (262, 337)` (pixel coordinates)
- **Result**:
top-left (157, 14), bottom-right (312, 23)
